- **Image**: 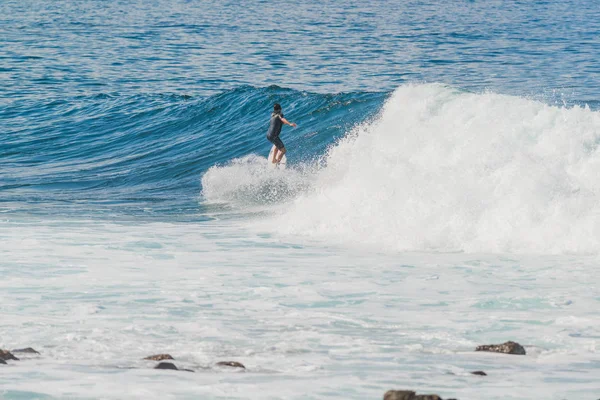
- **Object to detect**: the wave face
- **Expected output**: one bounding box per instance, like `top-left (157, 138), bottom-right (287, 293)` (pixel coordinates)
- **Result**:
top-left (1, 86), bottom-right (385, 215)
top-left (266, 84), bottom-right (600, 254)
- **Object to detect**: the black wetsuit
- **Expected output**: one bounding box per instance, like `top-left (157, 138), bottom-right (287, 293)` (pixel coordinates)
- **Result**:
top-left (266, 112), bottom-right (285, 149)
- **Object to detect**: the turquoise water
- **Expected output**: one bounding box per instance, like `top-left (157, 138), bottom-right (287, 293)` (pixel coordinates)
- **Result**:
top-left (2, 1), bottom-right (600, 399)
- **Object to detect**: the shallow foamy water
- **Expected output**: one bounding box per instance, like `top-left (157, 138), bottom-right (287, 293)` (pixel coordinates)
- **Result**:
top-left (1, 218), bottom-right (599, 399)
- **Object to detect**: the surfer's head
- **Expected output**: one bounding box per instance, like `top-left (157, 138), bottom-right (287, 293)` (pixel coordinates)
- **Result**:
top-left (273, 103), bottom-right (282, 113)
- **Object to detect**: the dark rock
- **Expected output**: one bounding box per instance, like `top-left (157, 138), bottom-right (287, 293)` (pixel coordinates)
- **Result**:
top-left (155, 362), bottom-right (178, 370)
top-left (384, 391), bottom-right (416, 400)
top-left (383, 391), bottom-right (444, 400)
top-left (216, 361), bottom-right (245, 369)
top-left (153, 362), bottom-right (194, 372)
top-left (12, 347), bottom-right (40, 354)
top-left (471, 370), bottom-right (487, 376)
top-left (476, 341), bottom-right (526, 355)
top-left (144, 354), bottom-right (174, 361)
top-left (0, 359), bottom-right (6, 364)
top-left (0, 350), bottom-right (19, 361)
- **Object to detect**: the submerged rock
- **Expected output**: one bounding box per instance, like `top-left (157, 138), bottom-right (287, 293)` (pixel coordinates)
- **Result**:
top-left (155, 362), bottom-right (178, 370)
top-left (471, 370), bottom-right (487, 376)
top-left (383, 391), bottom-right (448, 400)
top-left (154, 362), bottom-right (194, 372)
top-left (12, 347), bottom-right (40, 354)
top-left (144, 354), bottom-right (174, 361)
top-left (476, 341), bottom-right (526, 355)
top-left (216, 361), bottom-right (245, 369)
top-left (0, 350), bottom-right (19, 361)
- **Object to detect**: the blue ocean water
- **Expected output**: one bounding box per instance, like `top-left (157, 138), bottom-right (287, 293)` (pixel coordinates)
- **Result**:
top-left (2, 1), bottom-right (600, 399)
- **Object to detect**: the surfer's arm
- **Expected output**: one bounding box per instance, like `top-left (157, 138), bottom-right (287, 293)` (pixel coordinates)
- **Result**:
top-left (280, 116), bottom-right (297, 128)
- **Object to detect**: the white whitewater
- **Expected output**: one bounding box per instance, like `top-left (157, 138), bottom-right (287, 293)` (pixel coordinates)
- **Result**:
top-left (274, 84), bottom-right (600, 254)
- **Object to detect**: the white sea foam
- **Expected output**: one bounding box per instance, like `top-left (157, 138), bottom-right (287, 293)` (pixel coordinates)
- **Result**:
top-left (272, 84), bottom-right (600, 254)
top-left (201, 154), bottom-right (315, 209)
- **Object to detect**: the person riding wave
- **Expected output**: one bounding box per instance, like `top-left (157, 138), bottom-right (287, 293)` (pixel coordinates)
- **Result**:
top-left (266, 103), bottom-right (296, 164)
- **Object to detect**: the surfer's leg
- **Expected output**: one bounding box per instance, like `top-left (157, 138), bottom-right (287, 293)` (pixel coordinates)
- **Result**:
top-left (275, 147), bottom-right (286, 163)
top-left (271, 136), bottom-right (285, 163)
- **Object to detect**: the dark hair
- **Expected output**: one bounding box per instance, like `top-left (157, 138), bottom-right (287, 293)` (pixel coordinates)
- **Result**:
top-left (273, 103), bottom-right (282, 112)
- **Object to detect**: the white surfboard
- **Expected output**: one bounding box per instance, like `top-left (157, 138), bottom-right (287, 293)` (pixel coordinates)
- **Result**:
top-left (267, 145), bottom-right (287, 169)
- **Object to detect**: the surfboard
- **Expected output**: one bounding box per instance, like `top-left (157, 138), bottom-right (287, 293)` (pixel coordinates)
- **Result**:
top-left (268, 145), bottom-right (287, 169)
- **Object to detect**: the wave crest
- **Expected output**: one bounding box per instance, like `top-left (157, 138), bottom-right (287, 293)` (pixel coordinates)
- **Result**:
top-left (270, 84), bottom-right (600, 254)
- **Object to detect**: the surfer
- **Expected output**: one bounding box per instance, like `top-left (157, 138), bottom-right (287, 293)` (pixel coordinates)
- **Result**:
top-left (266, 103), bottom-right (297, 164)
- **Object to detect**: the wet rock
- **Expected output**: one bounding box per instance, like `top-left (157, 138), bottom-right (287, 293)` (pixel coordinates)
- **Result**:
top-left (216, 361), bottom-right (245, 369)
top-left (476, 341), bottom-right (526, 355)
top-left (383, 391), bottom-right (446, 400)
top-left (153, 362), bottom-right (194, 372)
top-left (471, 370), bottom-right (487, 376)
top-left (155, 362), bottom-right (178, 370)
top-left (144, 354), bottom-right (174, 361)
top-left (384, 391), bottom-right (416, 400)
top-left (0, 359), bottom-right (6, 365)
top-left (12, 347), bottom-right (40, 354)
top-left (0, 350), bottom-right (19, 361)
